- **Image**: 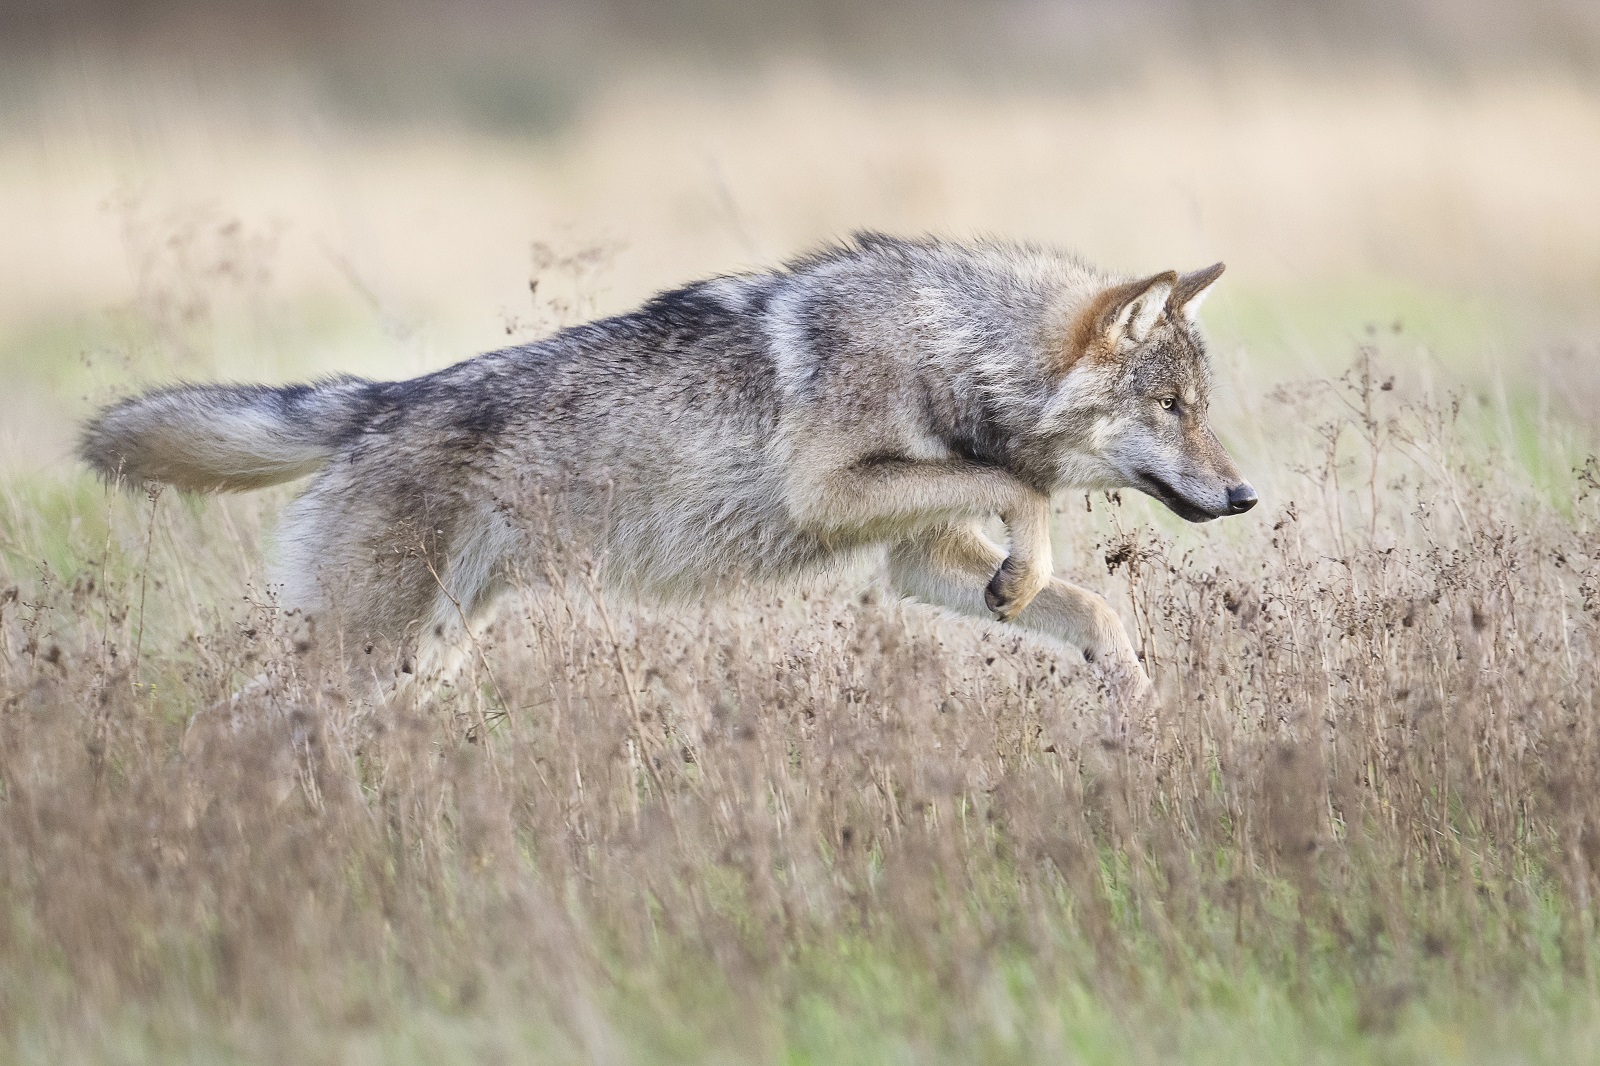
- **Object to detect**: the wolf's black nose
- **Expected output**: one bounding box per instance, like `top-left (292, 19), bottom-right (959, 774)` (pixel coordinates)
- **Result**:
top-left (1226, 483), bottom-right (1258, 514)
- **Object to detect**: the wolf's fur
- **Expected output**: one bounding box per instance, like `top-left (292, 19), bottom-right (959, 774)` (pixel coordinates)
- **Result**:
top-left (81, 233), bottom-right (1255, 701)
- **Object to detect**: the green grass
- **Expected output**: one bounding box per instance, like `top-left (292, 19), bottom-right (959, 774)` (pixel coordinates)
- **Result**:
top-left (7, 881), bottom-right (1598, 1066)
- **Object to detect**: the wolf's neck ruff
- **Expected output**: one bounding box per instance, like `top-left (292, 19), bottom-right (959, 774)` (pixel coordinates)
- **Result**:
top-left (81, 233), bottom-right (1255, 705)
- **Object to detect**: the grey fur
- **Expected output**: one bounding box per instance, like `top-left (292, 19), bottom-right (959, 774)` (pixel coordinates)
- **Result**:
top-left (80, 233), bottom-right (1256, 701)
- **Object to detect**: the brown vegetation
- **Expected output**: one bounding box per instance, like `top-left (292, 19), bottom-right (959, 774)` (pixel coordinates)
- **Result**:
top-left (3, 350), bottom-right (1598, 1061)
top-left (4, 8), bottom-right (1599, 1055)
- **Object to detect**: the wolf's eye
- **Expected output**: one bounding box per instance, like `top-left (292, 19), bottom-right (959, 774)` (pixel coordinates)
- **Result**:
top-left (1158, 397), bottom-right (1177, 411)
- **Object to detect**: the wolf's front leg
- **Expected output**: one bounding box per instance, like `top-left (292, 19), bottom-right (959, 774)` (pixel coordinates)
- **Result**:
top-left (983, 494), bottom-right (1053, 622)
top-left (888, 522), bottom-right (1152, 703)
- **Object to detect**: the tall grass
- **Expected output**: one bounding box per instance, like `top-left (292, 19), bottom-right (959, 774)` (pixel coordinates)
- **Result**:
top-left (4, 30), bottom-right (1600, 1060)
top-left (3, 343), bottom-right (1598, 1063)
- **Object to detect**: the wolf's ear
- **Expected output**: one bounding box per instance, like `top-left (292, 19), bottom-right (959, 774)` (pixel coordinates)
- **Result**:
top-left (1167, 262), bottom-right (1225, 322)
top-left (1062, 271), bottom-right (1178, 369)
top-left (1105, 272), bottom-right (1175, 345)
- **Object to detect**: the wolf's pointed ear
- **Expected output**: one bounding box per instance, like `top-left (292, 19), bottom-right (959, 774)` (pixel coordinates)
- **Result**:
top-left (1167, 262), bottom-right (1225, 322)
top-left (1105, 272), bottom-right (1176, 345)
top-left (1061, 271), bottom-right (1178, 370)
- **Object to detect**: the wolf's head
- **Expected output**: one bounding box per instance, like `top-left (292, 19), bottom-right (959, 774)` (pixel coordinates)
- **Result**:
top-left (1040, 263), bottom-right (1257, 522)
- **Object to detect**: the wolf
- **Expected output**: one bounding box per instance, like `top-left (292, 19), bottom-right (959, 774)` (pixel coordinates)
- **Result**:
top-left (80, 233), bottom-right (1257, 703)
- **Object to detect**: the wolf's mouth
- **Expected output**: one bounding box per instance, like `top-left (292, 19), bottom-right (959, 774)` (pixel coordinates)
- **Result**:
top-left (1134, 471), bottom-right (1223, 523)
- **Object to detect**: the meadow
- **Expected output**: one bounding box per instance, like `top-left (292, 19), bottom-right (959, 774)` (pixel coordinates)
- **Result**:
top-left (3, 47), bottom-right (1600, 1063)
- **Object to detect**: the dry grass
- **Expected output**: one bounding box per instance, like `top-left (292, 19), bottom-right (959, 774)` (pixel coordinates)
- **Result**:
top-left (4, 343), bottom-right (1600, 1062)
top-left (4, 51), bottom-right (1600, 1064)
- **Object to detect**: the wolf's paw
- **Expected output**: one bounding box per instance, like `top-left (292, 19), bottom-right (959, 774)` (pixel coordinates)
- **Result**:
top-left (984, 554), bottom-right (1050, 622)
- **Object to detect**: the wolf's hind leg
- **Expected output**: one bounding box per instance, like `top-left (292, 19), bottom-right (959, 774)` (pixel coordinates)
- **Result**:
top-left (888, 522), bottom-right (1151, 703)
top-left (397, 506), bottom-right (519, 703)
top-left (983, 494), bottom-right (1053, 622)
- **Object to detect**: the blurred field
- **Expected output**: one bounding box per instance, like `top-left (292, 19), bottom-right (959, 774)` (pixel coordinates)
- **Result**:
top-left (4, 4), bottom-right (1600, 1063)
top-left (7, 56), bottom-right (1600, 473)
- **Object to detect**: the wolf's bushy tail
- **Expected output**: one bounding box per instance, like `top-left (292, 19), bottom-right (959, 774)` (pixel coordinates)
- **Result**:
top-left (80, 376), bottom-right (378, 492)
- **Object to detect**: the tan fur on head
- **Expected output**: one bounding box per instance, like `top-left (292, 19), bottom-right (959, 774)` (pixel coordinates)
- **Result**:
top-left (1056, 271), bottom-right (1178, 374)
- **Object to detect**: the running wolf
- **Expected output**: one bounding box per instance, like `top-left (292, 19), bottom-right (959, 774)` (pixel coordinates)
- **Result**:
top-left (81, 233), bottom-right (1257, 702)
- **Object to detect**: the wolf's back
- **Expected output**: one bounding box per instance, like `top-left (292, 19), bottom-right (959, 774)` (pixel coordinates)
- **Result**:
top-left (80, 377), bottom-right (377, 492)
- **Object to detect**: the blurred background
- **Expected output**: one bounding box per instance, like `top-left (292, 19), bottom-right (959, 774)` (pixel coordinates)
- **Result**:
top-left (3, 0), bottom-right (1598, 477)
